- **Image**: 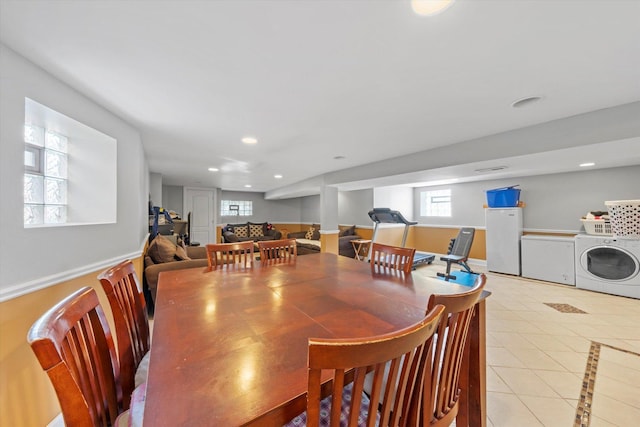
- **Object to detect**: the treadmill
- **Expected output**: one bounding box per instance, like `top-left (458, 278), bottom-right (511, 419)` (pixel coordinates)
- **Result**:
top-left (367, 208), bottom-right (435, 268)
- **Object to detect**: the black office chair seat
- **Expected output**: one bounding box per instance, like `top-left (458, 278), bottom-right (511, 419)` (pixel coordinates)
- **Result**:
top-left (437, 227), bottom-right (475, 281)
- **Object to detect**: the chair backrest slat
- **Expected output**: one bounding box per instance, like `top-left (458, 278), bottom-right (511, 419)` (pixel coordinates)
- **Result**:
top-left (370, 242), bottom-right (416, 275)
top-left (28, 286), bottom-right (124, 427)
top-left (205, 241), bottom-right (254, 270)
top-left (258, 238), bottom-right (297, 264)
top-left (98, 260), bottom-right (150, 409)
top-left (304, 304), bottom-right (445, 427)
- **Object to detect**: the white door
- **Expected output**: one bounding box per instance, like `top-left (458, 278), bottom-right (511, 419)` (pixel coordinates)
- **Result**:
top-left (183, 187), bottom-right (216, 244)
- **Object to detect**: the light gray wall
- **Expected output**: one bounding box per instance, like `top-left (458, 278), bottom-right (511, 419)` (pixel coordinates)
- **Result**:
top-left (338, 189), bottom-right (374, 226)
top-left (301, 195), bottom-right (320, 223)
top-left (149, 172), bottom-right (163, 207)
top-left (413, 165), bottom-right (640, 232)
top-left (219, 190), bottom-right (304, 224)
top-left (162, 185), bottom-right (184, 215)
top-left (374, 187), bottom-right (414, 222)
top-left (0, 44), bottom-right (148, 296)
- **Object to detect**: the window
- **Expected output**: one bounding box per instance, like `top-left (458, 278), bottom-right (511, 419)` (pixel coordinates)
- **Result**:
top-left (221, 200), bottom-right (253, 216)
top-left (23, 98), bottom-right (117, 227)
top-left (24, 125), bottom-right (69, 225)
top-left (420, 189), bottom-right (451, 217)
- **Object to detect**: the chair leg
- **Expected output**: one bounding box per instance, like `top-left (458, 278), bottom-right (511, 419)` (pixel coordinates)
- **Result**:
top-left (460, 261), bottom-right (473, 274)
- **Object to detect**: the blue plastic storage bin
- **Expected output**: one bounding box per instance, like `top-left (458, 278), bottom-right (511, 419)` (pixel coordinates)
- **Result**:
top-left (486, 186), bottom-right (520, 207)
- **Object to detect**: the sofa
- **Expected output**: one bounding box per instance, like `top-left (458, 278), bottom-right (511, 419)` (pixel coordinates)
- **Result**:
top-left (143, 234), bottom-right (209, 308)
top-left (222, 222), bottom-right (282, 243)
top-left (288, 224), bottom-right (362, 258)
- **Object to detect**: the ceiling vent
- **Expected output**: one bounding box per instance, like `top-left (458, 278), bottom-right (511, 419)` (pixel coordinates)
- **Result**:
top-left (475, 166), bottom-right (508, 173)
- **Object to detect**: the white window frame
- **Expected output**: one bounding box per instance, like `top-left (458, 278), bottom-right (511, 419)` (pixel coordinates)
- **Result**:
top-left (420, 189), bottom-right (452, 217)
top-left (221, 200), bottom-right (253, 216)
top-left (23, 98), bottom-right (117, 227)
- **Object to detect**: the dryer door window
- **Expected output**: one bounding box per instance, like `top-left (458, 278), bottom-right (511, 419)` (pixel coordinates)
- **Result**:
top-left (582, 246), bottom-right (639, 281)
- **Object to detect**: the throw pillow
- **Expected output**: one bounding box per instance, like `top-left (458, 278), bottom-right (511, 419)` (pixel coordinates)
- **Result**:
top-left (148, 235), bottom-right (177, 264)
top-left (175, 243), bottom-right (191, 261)
top-left (305, 227), bottom-right (316, 240)
top-left (234, 225), bottom-right (249, 238)
top-left (249, 223), bottom-right (264, 238)
top-left (311, 224), bottom-right (321, 240)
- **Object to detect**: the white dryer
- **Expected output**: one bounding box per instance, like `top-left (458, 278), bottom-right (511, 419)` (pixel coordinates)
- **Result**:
top-left (574, 234), bottom-right (640, 299)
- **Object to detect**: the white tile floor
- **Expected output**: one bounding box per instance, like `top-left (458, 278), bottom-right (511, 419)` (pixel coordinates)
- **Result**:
top-left (423, 264), bottom-right (640, 427)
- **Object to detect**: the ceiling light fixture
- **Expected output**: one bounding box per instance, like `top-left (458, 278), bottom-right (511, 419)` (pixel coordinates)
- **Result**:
top-left (411, 0), bottom-right (455, 16)
top-left (208, 167), bottom-right (219, 172)
top-left (333, 155), bottom-right (345, 160)
top-left (579, 162), bottom-right (595, 167)
top-left (244, 184), bottom-right (252, 188)
top-left (511, 96), bottom-right (542, 108)
top-left (242, 137), bottom-right (258, 144)
top-left (274, 174), bottom-right (283, 179)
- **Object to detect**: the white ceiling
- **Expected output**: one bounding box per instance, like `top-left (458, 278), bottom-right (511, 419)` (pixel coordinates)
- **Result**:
top-left (1, 0), bottom-right (639, 198)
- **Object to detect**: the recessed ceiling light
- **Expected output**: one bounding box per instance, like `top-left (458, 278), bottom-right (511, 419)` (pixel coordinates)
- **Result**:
top-left (244, 184), bottom-right (252, 188)
top-left (208, 167), bottom-right (219, 172)
top-left (579, 162), bottom-right (595, 167)
top-left (333, 155), bottom-right (345, 160)
top-left (242, 137), bottom-right (257, 144)
top-left (411, 0), bottom-right (455, 16)
top-left (511, 96), bottom-right (542, 108)
top-left (274, 174), bottom-right (283, 179)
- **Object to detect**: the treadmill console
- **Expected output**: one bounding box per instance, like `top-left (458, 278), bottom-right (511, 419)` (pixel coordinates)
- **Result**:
top-left (368, 208), bottom-right (417, 226)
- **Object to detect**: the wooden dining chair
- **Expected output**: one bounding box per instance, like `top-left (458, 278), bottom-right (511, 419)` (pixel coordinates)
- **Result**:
top-left (27, 286), bottom-right (130, 427)
top-left (286, 304), bottom-right (445, 427)
top-left (205, 241), bottom-right (254, 270)
top-left (422, 273), bottom-right (487, 427)
top-left (370, 242), bottom-right (416, 275)
top-left (257, 238), bottom-right (297, 264)
top-left (98, 260), bottom-right (151, 410)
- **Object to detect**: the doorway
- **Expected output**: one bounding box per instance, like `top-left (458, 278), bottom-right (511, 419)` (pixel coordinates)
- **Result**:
top-left (183, 187), bottom-right (216, 244)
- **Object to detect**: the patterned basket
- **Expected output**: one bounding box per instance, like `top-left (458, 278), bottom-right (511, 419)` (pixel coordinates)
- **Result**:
top-left (580, 219), bottom-right (612, 236)
top-left (605, 200), bottom-right (640, 238)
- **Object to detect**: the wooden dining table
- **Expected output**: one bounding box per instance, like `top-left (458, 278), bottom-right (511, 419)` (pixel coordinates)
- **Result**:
top-left (142, 252), bottom-right (488, 426)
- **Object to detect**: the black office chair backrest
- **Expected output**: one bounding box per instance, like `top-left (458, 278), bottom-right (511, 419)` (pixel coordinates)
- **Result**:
top-left (450, 227), bottom-right (475, 257)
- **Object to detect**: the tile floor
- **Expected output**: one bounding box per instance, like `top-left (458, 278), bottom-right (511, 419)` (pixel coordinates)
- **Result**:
top-left (424, 264), bottom-right (640, 427)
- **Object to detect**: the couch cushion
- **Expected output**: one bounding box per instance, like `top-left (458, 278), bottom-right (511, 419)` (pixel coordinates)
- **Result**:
top-left (175, 243), bottom-right (191, 260)
top-left (147, 235), bottom-right (177, 263)
top-left (233, 224), bottom-right (249, 238)
top-left (249, 223), bottom-right (264, 238)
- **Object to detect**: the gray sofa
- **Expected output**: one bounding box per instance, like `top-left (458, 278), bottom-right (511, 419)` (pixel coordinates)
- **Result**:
top-left (222, 222), bottom-right (282, 243)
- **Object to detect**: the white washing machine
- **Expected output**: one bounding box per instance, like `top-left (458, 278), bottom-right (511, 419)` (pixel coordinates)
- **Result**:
top-left (574, 234), bottom-right (640, 299)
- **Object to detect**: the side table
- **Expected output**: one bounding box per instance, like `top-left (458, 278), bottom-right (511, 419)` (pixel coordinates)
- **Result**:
top-left (351, 239), bottom-right (372, 261)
